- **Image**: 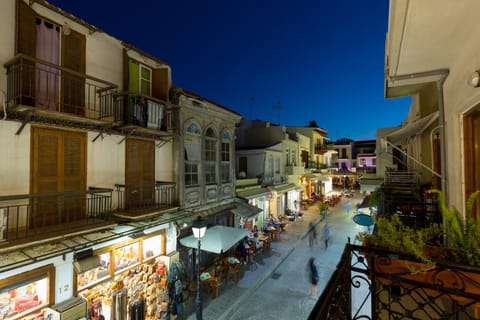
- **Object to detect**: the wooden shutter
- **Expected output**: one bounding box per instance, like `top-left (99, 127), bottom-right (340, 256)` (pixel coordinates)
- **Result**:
top-left (16, 0), bottom-right (36, 106)
top-left (32, 128), bottom-right (86, 226)
top-left (125, 139), bottom-right (155, 209)
top-left (152, 67), bottom-right (169, 101)
top-left (61, 29), bottom-right (86, 115)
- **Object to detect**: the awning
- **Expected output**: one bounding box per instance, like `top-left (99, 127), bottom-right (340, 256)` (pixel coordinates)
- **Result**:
top-left (236, 187), bottom-right (271, 199)
top-left (386, 111), bottom-right (439, 144)
top-left (179, 225), bottom-right (249, 254)
top-left (231, 201), bottom-right (262, 220)
top-left (268, 183), bottom-right (298, 193)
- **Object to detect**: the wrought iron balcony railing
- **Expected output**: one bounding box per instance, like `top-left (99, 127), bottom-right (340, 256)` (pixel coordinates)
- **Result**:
top-left (0, 187), bottom-right (113, 243)
top-left (4, 54), bottom-right (118, 121)
top-left (308, 242), bottom-right (480, 320)
top-left (115, 181), bottom-right (177, 213)
top-left (113, 92), bottom-right (177, 132)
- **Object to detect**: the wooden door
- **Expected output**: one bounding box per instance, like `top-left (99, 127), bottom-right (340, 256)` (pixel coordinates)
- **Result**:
top-left (125, 139), bottom-right (155, 209)
top-left (31, 128), bottom-right (86, 226)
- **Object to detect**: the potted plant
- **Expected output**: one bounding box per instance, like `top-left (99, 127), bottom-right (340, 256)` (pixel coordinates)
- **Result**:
top-left (357, 189), bottom-right (480, 300)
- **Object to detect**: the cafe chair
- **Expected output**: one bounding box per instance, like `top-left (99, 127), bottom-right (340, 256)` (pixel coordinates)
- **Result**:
top-left (228, 262), bottom-right (241, 283)
top-left (207, 272), bottom-right (223, 298)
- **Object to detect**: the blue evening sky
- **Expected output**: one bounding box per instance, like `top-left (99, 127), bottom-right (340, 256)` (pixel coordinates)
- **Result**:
top-left (48, 0), bottom-right (410, 141)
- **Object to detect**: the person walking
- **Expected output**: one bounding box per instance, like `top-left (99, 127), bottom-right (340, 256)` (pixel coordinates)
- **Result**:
top-left (306, 257), bottom-right (319, 298)
top-left (308, 222), bottom-right (318, 248)
top-left (323, 222), bottom-right (331, 250)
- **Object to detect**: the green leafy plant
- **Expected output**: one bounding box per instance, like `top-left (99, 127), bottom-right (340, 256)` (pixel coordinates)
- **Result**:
top-left (429, 189), bottom-right (480, 266)
top-left (356, 215), bottom-right (441, 266)
top-left (317, 202), bottom-right (329, 215)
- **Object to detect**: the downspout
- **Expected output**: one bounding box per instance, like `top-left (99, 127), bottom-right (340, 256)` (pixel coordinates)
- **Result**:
top-left (388, 69), bottom-right (449, 199)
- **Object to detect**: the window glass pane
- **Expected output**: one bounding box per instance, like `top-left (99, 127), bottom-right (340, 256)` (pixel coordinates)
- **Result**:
top-left (114, 242), bottom-right (139, 273)
top-left (221, 163), bottom-right (230, 182)
top-left (143, 235), bottom-right (161, 261)
top-left (0, 276), bottom-right (49, 318)
top-left (77, 252), bottom-right (111, 290)
top-left (205, 163), bottom-right (216, 184)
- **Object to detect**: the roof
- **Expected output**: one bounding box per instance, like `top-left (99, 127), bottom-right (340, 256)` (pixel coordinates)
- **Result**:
top-left (181, 89), bottom-right (241, 116)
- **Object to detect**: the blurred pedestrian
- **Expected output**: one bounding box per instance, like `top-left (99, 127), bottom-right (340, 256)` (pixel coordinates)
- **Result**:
top-left (323, 222), bottom-right (331, 250)
top-left (306, 257), bottom-right (319, 298)
top-left (308, 222), bottom-right (318, 247)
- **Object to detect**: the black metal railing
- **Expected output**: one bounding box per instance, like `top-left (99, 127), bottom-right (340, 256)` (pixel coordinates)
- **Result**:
top-left (113, 92), bottom-right (177, 131)
top-left (0, 187), bottom-right (113, 242)
top-left (4, 54), bottom-right (118, 120)
top-left (309, 243), bottom-right (480, 319)
top-left (384, 171), bottom-right (420, 187)
top-left (115, 181), bottom-right (177, 212)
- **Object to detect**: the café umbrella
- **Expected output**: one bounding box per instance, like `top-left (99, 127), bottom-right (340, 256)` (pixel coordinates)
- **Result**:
top-left (179, 225), bottom-right (249, 254)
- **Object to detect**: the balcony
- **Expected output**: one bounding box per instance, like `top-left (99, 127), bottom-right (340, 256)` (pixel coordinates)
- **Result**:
top-left (4, 54), bottom-right (118, 130)
top-left (0, 188), bottom-right (114, 246)
top-left (309, 243), bottom-right (480, 319)
top-left (114, 181), bottom-right (178, 221)
top-left (314, 143), bottom-right (330, 154)
top-left (114, 92), bottom-right (178, 137)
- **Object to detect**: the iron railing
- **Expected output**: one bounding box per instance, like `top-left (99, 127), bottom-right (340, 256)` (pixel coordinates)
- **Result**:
top-left (384, 171), bottom-right (421, 187)
top-left (4, 54), bottom-right (118, 120)
top-left (0, 187), bottom-right (113, 242)
top-left (115, 181), bottom-right (177, 212)
top-left (309, 242), bottom-right (480, 319)
top-left (113, 92), bottom-right (177, 131)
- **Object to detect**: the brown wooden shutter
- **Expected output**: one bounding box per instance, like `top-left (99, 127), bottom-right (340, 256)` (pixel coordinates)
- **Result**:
top-left (16, 0), bottom-right (36, 106)
top-left (61, 29), bottom-right (86, 115)
top-left (16, 0), bottom-right (36, 55)
top-left (125, 139), bottom-right (155, 209)
top-left (152, 68), bottom-right (169, 101)
top-left (32, 128), bottom-right (86, 226)
top-left (142, 141), bottom-right (155, 203)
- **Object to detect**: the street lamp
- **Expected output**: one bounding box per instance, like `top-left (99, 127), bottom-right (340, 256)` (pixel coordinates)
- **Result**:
top-left (192, 216), bottom-right (207, 320)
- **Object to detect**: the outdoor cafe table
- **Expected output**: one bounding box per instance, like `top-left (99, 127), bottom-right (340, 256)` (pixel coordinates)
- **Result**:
top-left (200, 271), bottom-right (221, 297)
top-left (266, 226), bottom-right (280, 240)
top-left (258, 234), bottom-right (271, 250)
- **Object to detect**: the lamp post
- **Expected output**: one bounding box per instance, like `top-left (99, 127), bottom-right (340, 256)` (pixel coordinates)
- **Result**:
top-left (192, 216), bottom-right (207, 320)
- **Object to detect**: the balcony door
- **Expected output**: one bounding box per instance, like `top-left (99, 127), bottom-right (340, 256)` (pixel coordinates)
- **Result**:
top-left (464, 110), bottom-right (480, 218)
top-left (125, 139), bottom-right (155, 210)
top-left (16, 1), bottom-right (86, 115)
top-left (31, 128), bottom-right (86, 227)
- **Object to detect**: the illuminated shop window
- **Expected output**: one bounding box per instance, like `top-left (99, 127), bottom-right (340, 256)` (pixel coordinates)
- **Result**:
top-left (77, 252), bottom-right (111, 290)
top-left (0, 274), bottom-right (49, 319)
top-left (114, 242), bottom-right (139, 273)
top-left (143, 235), bottom-right (161, 262)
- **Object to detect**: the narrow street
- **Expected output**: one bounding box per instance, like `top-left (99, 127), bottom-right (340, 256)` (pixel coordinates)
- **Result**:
top-left (186, 191), bottom-right (368, 320)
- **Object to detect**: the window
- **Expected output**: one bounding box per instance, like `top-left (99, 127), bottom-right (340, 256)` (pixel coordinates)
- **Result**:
top-left (185, 162), bottom-right (199, 186)
top-left (275, 158), bottom-right (280, 174)
top-left (464, 109), bottom-right (480, 217)
top-left (221, 131), bottom-right (232, 183)
top-left (184, 122), bottom-right (201, 187)
top-left (129, 59), bottom-right (151, 96)
top-left (204, 128), bottom-right (217, 184)
top-left (285, 149), bottom-right (290, 166)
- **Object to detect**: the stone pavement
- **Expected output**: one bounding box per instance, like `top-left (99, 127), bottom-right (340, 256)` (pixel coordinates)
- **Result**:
top-left (183, 192), bottom-right (366, 320)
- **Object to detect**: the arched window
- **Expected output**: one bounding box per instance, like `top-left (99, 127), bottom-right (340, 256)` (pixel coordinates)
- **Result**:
top-left (204, 127), bottom-right (217, 184)
top-left (184, 121), bottom-right (201, 186)
top-left (221, 130), bottom-right (232, 183)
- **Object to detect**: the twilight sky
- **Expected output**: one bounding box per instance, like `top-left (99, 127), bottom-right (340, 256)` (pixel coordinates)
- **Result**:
top-left (48, 0), bottom-right (410, 141)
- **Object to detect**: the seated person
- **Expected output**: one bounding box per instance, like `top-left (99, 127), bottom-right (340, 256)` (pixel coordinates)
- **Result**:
top-left (236, 240), bottom-right (247, 264)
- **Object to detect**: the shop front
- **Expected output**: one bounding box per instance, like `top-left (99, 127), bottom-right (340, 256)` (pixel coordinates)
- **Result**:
top-left (0, 220), bottom-right (181, 320)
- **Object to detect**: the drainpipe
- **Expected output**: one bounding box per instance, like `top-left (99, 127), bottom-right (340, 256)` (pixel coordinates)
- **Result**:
top-left (388, 69), bottom-right (449, 200)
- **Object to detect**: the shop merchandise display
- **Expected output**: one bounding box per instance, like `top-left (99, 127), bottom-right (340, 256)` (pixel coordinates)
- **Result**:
top-left (80, 259), bottom-right (170, 320)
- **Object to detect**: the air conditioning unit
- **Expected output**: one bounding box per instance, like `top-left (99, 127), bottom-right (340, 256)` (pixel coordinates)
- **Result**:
top-left (45, 296), bottom-right (87, 320)
top-left (73, 255), bottom-right (100, 274)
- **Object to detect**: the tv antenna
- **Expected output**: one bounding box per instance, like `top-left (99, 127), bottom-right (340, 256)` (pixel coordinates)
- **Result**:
top-left (272, 101), bottom-right (282, 124)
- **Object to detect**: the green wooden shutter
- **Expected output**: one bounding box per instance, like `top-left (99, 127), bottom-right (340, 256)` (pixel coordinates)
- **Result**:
top-left (128, 59), bottom-right (139, 93)
top-left (16, 0), bottom-right (36, 106)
